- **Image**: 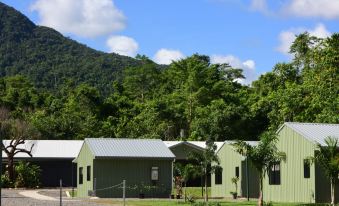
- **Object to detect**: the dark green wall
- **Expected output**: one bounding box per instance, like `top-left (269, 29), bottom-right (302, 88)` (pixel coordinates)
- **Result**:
top-left (315, 162), bottom-right (339, 203)
top-left (93, 158), bottom-right (173, 198)
top-left (241, 160), bottom-right (260, 198)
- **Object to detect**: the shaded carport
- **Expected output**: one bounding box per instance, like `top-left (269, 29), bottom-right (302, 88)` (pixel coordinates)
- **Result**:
top-left (164, 141), bottom-right (224, 187)
top-left (2, 140), bottom-right (83, 187)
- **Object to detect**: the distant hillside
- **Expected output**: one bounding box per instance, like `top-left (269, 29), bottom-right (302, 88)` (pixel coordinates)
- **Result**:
top-left (0, 2), bottom-right (142, 93)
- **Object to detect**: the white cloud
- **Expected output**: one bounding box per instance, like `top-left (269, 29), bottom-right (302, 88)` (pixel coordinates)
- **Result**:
top-left (31, 0), bottom-right (125, 38)
top-left (284, 0), bottom-right (339, 19)
top-left (153, 49), bottom-right (185, 65)
top-left (106, 35), bottom-right (139, 57)
top-left (250, 0), bottom-right (268, 13)
top-left (211, 55), bottom-right (257, 85)
top-left (277, 30), bottom-right (297, 55)
top-left (309, 23), bottom-right (331, 38)
top-left (277, 23), bottom-right (331, 55)
top-left (249, 0), bottom-right (339, 19)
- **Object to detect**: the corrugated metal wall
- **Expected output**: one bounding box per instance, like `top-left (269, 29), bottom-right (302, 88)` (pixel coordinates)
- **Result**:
top-left (212, 143), bottom-right (259, 198)
top-left (263, 125), bottom-right (316, 203)
top-left (241, 160), bottom-right (260, 198)
top-left (77, 143), bottom-right (94, 197)
top-left (315, 154), bottom-right (339, 202)
top-left (93, 158), bottom-right (173, 198)
top-left (212, 144), bottom-right (241, 197)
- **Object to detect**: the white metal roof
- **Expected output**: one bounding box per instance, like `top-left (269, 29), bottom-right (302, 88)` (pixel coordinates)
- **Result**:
top-left (163, 141), bottom-right (181, 148)
top-left (223, 140), bottom-right (258, 146)
top-left (85, 138), bottom-right (175, 159)
top-left (163, 141), bottom-right (224, 151)
top-left (2, 139), bottom-right (231, 160)
top-left (280, 122), bottom-right (339, 146)
top-left (2, 140), bottom-right (83, 159)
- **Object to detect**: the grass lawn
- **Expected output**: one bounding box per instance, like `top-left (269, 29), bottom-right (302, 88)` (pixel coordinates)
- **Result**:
top-left (91, 187), bottom-right (329, 206)
top-left (92, 199), bottom-right (329, 206)
top-left (172, 187), bottom-right (211, 198)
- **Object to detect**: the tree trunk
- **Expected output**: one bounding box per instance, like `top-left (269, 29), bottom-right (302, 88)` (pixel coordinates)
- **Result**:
top-left (7, 155), bottom-right (15, 182)
top-left (201, 175), bottom-right (204, 198)
top-left (184, 181), bottom-right (187, 202)
top-left (331, 178), bottom-right (335, 206)
top-left (258, 175), bottom-right (263, 206)
top-left (204, 170), bottom-right (208, 203)
top-left (236, 182), bottom-right (238, 194)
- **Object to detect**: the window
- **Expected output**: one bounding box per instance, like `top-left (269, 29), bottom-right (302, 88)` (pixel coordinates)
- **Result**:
top-left (269, 162), bottom-right (281, 185)
top-left (79, 167), bottom-right (83, 184)
top-left (215, 167), bottom-right (222, 184)
top-left (87, 166), bottom-right (91, 181)
top-left (151, 167), bottom-right (159, 181)
top-left (304, 160), bottom-right (310, 178)
top-left (235, 167), bottom-right (239, 178)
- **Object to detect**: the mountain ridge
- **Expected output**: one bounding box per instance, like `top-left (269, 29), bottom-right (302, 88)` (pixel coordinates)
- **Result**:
top-left (0, 2), bottom-right (142, 94)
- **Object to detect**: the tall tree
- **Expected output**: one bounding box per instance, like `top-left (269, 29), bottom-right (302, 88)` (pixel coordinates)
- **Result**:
top-left (30, 84), bottom-right (102, 140)
top-left (122, 56), bottom-right (160, 103)
top-left (252, 33), bottom-right (339, 131)
top-left (189, 140), bottom-right (221, 203)
top-left (0, 108), bottom-right (39, 182)
top-left (232, 132), bottom-right (286, 206)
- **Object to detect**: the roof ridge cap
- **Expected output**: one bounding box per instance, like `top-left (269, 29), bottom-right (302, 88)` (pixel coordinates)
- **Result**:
top-left (286, 122), bottom-right (339, 126)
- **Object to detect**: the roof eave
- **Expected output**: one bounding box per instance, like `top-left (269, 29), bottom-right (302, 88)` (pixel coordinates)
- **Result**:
top-left (94, 156), bottom-right (175, 160)
top-left (169, 141), bottom-right (205, 151)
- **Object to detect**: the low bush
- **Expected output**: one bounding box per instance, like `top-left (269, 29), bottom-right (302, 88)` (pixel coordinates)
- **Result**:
top-left (1, 172), bottom-right (14, 188)
top-left (14, 161), bottom-right (41, 188)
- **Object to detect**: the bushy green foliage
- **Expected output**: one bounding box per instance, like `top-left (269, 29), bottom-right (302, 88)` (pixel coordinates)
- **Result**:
top-left (14, 161), bottom-right (41, 188)
top-left (1, 161), bottom-right (41, 188)
top-left (0, 2), bottom-right (337, 142)
top-left (252, 33), bottom-right (339, 131)
top-left (1, 172), bottom-right (14, 188)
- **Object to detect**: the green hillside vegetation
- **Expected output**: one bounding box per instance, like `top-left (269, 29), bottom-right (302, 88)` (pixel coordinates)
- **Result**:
top-left (0, 2), bottom-right (338, 141)
top-left (0, 2), bottom-right (141, 94)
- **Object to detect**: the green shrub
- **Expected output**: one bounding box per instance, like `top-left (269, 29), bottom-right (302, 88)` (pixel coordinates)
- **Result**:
top-left (187, 194), bottom-right (196, 203)
top-left (1, 172), bottom-right (14, 188)
top-left (14, 161), bottom-right (41, 188)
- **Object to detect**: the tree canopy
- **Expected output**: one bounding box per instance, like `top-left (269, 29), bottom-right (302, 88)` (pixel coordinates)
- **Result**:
top-left (0, 2), bottom-right (338, 141)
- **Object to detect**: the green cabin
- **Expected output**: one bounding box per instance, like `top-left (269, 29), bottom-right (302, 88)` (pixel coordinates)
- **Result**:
top-left (263, 122), bottom-right (339, 203)
top-left (75, 138), bottom-right (175, 198)
top-left (211, 141), bottom-right (259, 198)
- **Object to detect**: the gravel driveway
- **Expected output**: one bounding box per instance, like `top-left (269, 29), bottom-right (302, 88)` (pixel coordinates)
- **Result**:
top-left (1, 189), bottom-right (110, 206)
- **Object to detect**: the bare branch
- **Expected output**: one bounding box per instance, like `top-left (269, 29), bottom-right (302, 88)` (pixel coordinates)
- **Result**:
top-left (14, 148), bottom-right (33, 157)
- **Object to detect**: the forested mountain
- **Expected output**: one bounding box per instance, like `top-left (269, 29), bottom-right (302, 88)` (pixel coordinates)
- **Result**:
top-left (0, 2), bottom-right (141, 94)
top-left (0, 2), bottom-right (337, 142)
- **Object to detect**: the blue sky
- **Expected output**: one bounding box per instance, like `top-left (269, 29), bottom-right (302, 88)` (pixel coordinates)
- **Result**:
top-left (1, 0), bottom-right (338, 84)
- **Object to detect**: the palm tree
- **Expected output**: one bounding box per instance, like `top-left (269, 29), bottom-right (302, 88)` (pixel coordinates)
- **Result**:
top-left (189, 140), bottom-right (221, 203)
top-left (232, 132), bottom-right (286, 206)
top-left (173, 163), bottom-right (198, 201)
top-left (231, 177), bottom-right (239, 198)
top-left (310, 136), bottom-right (339, 206)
